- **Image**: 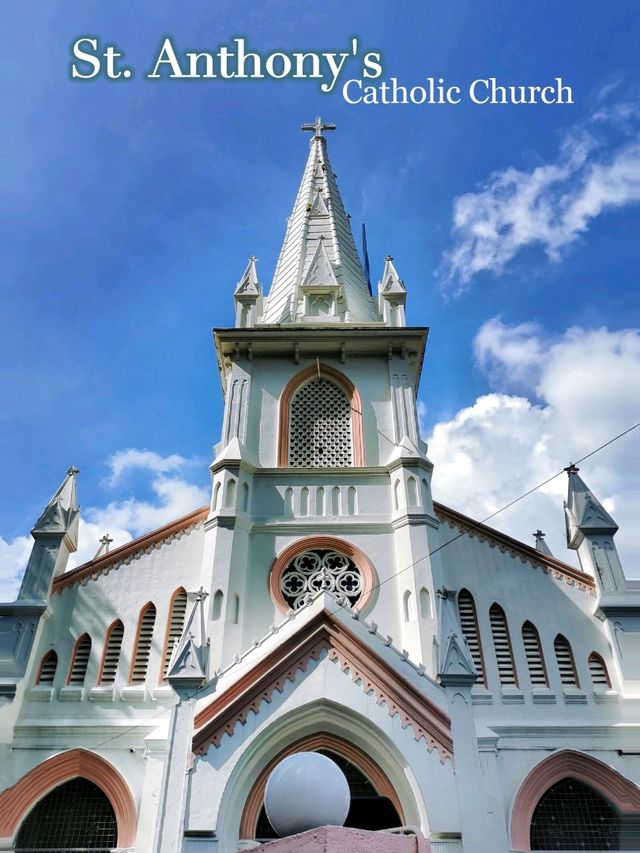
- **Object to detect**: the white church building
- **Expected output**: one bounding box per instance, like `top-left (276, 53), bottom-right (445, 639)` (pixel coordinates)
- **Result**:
top-left (1, 120), bottom-right (639, 853)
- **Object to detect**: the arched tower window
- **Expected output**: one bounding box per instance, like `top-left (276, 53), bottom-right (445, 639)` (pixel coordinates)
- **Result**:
top-left (588, 652), bottom-right (611, 689)
top-left (98, 621), bottom-right (124, 685)
top-left (67, 634), bottom-right (91, 685)
top-left (130, 603), bottom-right (156, 684)
top-left (522, 621), bottom-right (548, 687)
top-left (278, 364), bottom-right (364, 467)
top-left (489, 603), bottom-right (518, 686)
top-left (530, 778), bottom-right (621, 850)
top-left (36, 650), bottom-right (58, 685)
top-left (554, 634), bottom-right (579, 687)
top-left (162, 588), bottom-right (188, 680)
top-left (15, 778), bottom-right (117, 851)
top-left (457, 589), bottom-right (485, 686)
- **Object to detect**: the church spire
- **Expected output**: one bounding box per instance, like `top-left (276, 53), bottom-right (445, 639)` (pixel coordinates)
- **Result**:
top-left (260, 119), bottom-right (380, 324)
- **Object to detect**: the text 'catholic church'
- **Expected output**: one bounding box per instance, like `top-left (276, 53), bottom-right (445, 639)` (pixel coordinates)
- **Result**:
top-left (1, 121), bottom-right (639, 853)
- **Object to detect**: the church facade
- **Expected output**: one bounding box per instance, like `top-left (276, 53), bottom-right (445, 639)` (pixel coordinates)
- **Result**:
top-left (1, 122), bottom-right (639, 853)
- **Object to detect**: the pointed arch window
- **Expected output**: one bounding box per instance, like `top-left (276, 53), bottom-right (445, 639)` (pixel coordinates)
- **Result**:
top-left (67, 634), bottom-right (92, 685)
top-left (279, 365), bottom-right (364, 468)
top-left (522, 621), bottom-right (548, 687)
top-left (162, 589), bottom-right (188, 680)
top-left (588, 652), bottom-right (611, 689)
top-left (457, 589), bottom-right (485, 686)
top-left (530, 778), bottom-right (620, 850)
top-left (489, 603), bottom-right (518, 686)
top-left (554, 634), bottom-right (579, 687)
top-left (130, 603), bottom-right (156, 684)
top-left (98, 621), bottom-right (124, 685)
top-left (36, 650), bottom-right (58, 685)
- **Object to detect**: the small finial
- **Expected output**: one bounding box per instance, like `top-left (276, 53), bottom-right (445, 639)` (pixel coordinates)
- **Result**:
top-left (436, 586), bottom-right (451, 599)
top-left (67, 466), bottom-right (80, 476)
top-left (533, 530), bottom-right (545, 542)
top-left (564, 463), bottom-right (580, 475)
top-left (301, 116), bottom-right (336, 138)
top-left (248, 255), bottom-right (258, 263)
top-left (99, 534), bottom-right (113, 551)
top-left (385, 255), bottom-right (394, 261)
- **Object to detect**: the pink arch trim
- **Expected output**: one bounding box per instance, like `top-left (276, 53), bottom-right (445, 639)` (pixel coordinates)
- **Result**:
top-left (511, 749), bottom-right (640, 851)
top-left (0, 748), bottom-right (137, 847)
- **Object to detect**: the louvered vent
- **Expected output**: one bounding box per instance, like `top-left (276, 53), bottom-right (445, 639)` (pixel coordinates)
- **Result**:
top-left (489, 604), bottom-right (518, 686)
top-left (554, 634), bottom-right (579, 686)
top-left (457, 589), bottom-right (485, 685)
top-left (99, 621), bottom-right (124, 684)
top-left (522, 621), bottom-right (548, 686)
top-left (289, 378), bottom-right (352, 467)
top-left (163, 590), bottom-right (188, 679)
top-left (38, 651), bottom-right (58, 685)
top-left (588, 652), bottom-right (610, 688)
top-left (131, 604), bottom-right (156, 684)
top-left (68, 635), bottom-right (91, 685)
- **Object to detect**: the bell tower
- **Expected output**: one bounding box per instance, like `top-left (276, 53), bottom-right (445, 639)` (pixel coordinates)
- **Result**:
top-left (200, 120), bottom-right (444, 676)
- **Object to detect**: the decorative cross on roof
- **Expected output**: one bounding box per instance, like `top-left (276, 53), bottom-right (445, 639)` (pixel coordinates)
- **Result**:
top-left (301, 116), bottom-right (336, 138)
top-left (564, 463), bottom-right (580, 475)
top-left (67, 465), bottom-right (80, 476)
top-left (99, 534), bottom-right (113, 551)
top-left (532, 530), bottom-right (545, 541)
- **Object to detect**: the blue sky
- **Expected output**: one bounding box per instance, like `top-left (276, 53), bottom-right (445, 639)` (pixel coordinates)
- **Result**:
top-left (2, 0), bottom-right (639, 593)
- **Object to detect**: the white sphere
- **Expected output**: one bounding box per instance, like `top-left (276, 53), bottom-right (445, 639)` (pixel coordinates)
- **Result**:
top-left (264, 752), bottom-right (350, 837)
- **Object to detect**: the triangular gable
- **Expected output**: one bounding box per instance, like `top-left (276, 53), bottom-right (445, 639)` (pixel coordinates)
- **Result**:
top-left (235, 257), bottom-right (261, 297)
top-left (309, 191), bottom-right (329, 217)
top-left (192, 600), bottom-right (452, 762)
top-left (301, 241), bottom-right (340, 289)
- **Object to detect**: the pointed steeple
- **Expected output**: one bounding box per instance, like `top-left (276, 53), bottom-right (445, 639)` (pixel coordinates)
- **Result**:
top-left (166, 588), bottom-right (208, 688)
top-left (18, 467), bottom-right (80, 601)
top-left (378, 255), bottom-right (407, 327)
top-left (261, 120), bottom-right (380, 324)
top-left (436, 588), bottom-right (478, 686)
top-left (564, 464), bottom-right (618, 550)
top-left (532, 529), bottom-right (553, 557)
top-left (234, 256), bottom-right (262, 327)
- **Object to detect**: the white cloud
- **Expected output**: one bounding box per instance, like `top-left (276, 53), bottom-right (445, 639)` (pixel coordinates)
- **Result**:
top-left (427, 322), bottom-right (640, 575)
top-left (440, 105), bottom-right (640, 289)
top-left (0, 451), bottom-right (210, 600)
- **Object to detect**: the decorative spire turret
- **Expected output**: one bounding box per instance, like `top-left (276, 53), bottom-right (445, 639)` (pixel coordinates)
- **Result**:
top-left (378, 255), bottom-right (407, 327)
top-left (260, 121), bottom-right (379, 324)
top-left (436, 588), bottom-right (478, 686)
top-left (234, 256), bottom-right (262, 327)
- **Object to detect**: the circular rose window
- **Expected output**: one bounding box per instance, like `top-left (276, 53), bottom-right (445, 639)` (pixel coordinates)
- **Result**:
top-left (280, 549), bottom-right (363, 610)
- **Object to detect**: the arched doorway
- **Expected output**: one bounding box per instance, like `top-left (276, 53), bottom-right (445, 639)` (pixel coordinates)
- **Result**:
top-left (15, 778), bottom-right (117, 851)
top-left (530, 778), bottom-right (620, 850)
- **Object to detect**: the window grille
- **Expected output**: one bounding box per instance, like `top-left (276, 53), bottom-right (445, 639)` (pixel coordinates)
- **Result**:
top-left (588, 652), bottom-right (611, 688)
top-left (489, 604), bottom-right (518, 686)
top-left (37, 651), bottom-right (58, 685)
top-left (130, 604), bottom-right (156, 683)
top-left (15, 777), bottom-right (117, 850)
top-left (280, 549), bottom-right (363, 610)
top-left (554, 634), bottom-right (579, 687)
top-left (522, 621), bottom-right (548, 686)
top-left (68, 635), bottom-right (91, 685)
top-left (162, 589), bottom-right (188, 679)
top-left (289, 378), bottom-right (352, 467)
top-left (99, 621), bottom-right (124, 685)
top-left (457, 589), bottom-right (485, 685)
top-left (530, 778), bottom-right (620, 850)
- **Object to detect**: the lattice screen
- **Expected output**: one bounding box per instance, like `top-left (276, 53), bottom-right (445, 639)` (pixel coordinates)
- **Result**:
top-left (530, 778), bottom-right (620, 850)
top-left (289, 378), bottom-right (352, 467)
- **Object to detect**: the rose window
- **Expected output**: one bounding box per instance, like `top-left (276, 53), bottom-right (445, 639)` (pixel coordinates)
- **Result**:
top-left (288, 378), bottom-right (352, 467)
top-left (280, 549), bottom-right (363, 610)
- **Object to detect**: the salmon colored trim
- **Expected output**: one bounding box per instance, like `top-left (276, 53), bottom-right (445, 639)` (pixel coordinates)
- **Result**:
top-left (434, 502), bottom-right (595, 593)
top-left (521, 621), bottom-right (549, 688)
top-left (66, 633), bottom-right (91, 685)
top-left (554, 633), bottom-right (580, 688)
top-left (193, 609), bottom-right (453, 761)
top-left (277, 364), bottom-right (365, 467)
top-left (239, 733), bottom-right (405, 838)
top-left (52, 506), bottom-right (208, 594)
top-left (510, 749), bottom-right (640, 851)
top-left (268, 536), bottom-right (376, 614)
top-left (489, 603), bottom-right (519, 688)
top-left (128, 602), bottom-right (157, 684)
top-left (457, 589), bottom-right (487, 687)
top-left (35, 650), bottom-right (58, 686)
top-left (97, 620), bottom-right (124, 685)
top-left (588, 651), bottom-right (612, 688)
top-left (0, 748), bottom-right (137, 846)
top-left (159, 587), bottom-right (187, 684)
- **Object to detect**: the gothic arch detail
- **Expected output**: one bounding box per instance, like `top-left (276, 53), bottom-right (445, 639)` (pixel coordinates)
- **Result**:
top-left (510, 749), bottom-right (640, 851)
top-left (0, 748), bottom-right (137, 847)
top-left (278, 364), bottom-right (365, 467)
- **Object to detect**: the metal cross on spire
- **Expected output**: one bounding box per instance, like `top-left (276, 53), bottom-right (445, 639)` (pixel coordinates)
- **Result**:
top-left (301, 116), bottom-right (336, 138)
